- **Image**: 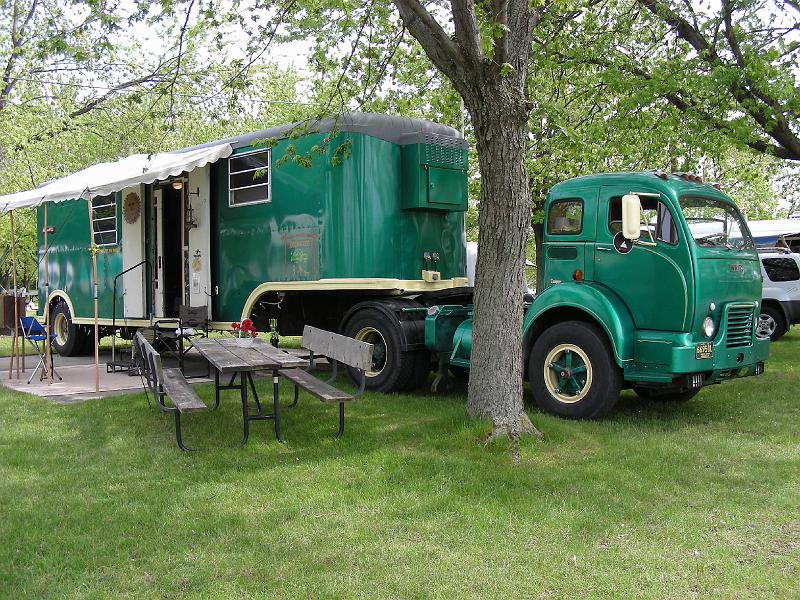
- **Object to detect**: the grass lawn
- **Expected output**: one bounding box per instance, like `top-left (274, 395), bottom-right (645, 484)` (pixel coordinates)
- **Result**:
top-left (0, 332), bottom-right (798, 598)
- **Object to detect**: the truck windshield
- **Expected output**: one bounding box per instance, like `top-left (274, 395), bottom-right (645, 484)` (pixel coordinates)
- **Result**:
top-left (680, 196), bottom-right (754, 250)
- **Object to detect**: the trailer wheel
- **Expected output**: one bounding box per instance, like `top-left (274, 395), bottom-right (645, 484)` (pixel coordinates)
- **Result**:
top-left (343, 308), bottom-right (417, 393)
top-left (633, 386), bottom-right (701, 403)
top-left (528, 321), bottom-right (621, 419)
top-left (51, 302), bottom-right (87, 356)
top-left (756, 305), bottom-right (786, 341)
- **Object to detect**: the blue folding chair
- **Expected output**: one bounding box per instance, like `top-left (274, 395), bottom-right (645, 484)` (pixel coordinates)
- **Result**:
top-left (19, 316), bottom-right (62, 384)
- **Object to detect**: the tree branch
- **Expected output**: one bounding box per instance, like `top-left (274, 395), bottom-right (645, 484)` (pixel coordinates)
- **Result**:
top-left (451, 0), bottom-right (483, 63)
top-left (392, 0), bottom-right (466, 87)
top-left (1, 0), bottom-right (39, 109)
top-left (637, 0), bottom-right (800, 160)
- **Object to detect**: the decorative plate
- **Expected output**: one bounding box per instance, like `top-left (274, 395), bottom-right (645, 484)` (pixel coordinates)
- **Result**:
top-left (123, 192), bottom-right (141, 224)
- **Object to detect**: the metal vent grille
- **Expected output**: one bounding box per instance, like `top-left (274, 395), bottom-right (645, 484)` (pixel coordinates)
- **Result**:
top-left (423, 143), bottom-right (467, 170)
top-left (726, 304), bottom-right (755, 348)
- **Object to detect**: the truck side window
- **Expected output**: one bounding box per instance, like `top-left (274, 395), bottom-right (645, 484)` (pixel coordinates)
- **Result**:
top-left (548, 199), bottom-right (583, 235)
top-left (609, 197), bottom-right (677, 245)
top-left (762, 257), bottom-right (800, 282)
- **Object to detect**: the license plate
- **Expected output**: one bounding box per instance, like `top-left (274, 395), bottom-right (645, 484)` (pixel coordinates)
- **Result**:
top-left (696, 342), bottom-right (713, 360)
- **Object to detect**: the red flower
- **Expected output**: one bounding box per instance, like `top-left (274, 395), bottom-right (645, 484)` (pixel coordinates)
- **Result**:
top-left (231, 322), bottom-right (241, 330)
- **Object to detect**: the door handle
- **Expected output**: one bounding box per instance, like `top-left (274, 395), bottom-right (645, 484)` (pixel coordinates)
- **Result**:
top-left (597, 247), bottom-right (612, 252)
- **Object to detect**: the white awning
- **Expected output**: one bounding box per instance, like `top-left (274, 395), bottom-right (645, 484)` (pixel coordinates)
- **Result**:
top-left (0, 142), bottom-right (232, 211)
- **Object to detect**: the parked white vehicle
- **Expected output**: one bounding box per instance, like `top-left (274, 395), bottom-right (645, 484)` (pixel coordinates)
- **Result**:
top-left (757, 248), bottom-right (800, 340)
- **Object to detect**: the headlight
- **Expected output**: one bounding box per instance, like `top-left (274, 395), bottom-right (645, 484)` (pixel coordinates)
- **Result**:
top-left (702, 316), bottom-right (716, 338)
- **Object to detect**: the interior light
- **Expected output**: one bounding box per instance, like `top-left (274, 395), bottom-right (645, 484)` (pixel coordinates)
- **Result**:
top-left (172, 180), bottom-right (183, 190)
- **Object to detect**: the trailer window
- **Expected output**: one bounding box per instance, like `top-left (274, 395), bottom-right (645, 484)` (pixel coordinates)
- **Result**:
top-left (548, 199), bottom-right (583, 235)
top-left (762, 257), bottom-right (800, 282)
top-left (229, 148), bottom-right (271, 207)
top-left (91, 193), bottom-right (118, 246)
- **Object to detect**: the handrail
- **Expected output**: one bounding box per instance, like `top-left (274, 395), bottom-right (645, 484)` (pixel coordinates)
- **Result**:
top-left (110, 260), bottom-right (151, 369)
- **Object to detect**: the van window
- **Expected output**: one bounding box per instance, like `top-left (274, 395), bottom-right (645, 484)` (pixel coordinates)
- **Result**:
top-left (548, 199), bottom-right (583, 235)
top-left (762, 257), bottom-right (800, 282)
top-left (609, 196), bottom-right (678, 245)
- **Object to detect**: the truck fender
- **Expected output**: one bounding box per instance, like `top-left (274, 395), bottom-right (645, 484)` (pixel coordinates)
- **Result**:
top-left (339, 298), bottom-right (426, 352)
top-left (523, 282), bottom-right (635, 368)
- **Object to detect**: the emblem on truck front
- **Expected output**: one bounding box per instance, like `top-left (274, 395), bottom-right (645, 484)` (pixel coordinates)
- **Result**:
top-left (729, 264), bottom-right (744, 272)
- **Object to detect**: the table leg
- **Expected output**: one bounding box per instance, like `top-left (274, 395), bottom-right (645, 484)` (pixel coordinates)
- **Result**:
top-left (213, 369), bottom-right (220, 410)
top-left (239, 371), bottom-right (250, 447)
top-left (273, 369), bottom-right (284, 444)
top-left (248, 372), bottom-right (263, 415)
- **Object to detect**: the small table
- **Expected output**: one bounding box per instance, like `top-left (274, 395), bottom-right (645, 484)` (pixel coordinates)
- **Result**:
top-left (191, 338), bottom-right (308, 444)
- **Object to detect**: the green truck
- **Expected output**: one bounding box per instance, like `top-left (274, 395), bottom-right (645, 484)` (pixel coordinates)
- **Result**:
top-left (426, 172), bottom-right (769, 417)
top-left (29, 113), bottom-right (767, 417)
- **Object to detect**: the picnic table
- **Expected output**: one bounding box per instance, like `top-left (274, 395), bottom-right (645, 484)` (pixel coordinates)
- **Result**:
top-left (192, 337), bottom-right (308, 444)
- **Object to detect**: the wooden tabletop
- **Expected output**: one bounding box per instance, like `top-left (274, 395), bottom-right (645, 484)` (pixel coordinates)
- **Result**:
top-left (192, 338), bottom-right (308, 373)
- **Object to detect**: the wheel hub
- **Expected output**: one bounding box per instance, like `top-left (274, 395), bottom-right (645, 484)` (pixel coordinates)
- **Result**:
top-left (53, 312), bottom-right (69, 346)
top-left (756, 314), bottom-right (776, 339)
top-left (354, 326), bottom-right (387, 377)
top-left (544, 344), bottom-right (593, 403)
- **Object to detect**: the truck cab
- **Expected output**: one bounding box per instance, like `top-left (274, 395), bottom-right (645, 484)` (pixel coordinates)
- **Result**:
top-left (426, 171), bottom-right (769, 418)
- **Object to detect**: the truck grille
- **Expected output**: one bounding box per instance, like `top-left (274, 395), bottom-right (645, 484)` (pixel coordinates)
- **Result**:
top-left (726, 304), bottom-right (755, 348)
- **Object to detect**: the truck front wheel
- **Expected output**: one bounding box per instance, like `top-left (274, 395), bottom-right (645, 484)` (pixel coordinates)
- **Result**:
top-left (343, 308), bottom-right (420, 393)
top-left (528, 321), bottom-right (621, 419)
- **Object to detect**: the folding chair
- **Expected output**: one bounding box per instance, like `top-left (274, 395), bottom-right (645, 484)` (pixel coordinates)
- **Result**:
top-left (19, 316), bottom-right (62, 384)
top-left (177, 305), bottom-right (210, 378)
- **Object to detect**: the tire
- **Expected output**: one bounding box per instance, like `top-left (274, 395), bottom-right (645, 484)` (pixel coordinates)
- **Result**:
top-left (528, 321), bottom-right (621, 419)
top-left (342, 308), bottom-right (418, 393)
top-left (50, 302), bottom-right (87, 356)
top-left (756, 305), bottom-right (786, 341)
top-left (633, 385), bottom-right (701, 403)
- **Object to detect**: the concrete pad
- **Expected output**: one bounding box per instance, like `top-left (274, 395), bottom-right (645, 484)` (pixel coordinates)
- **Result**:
top-left (0, 348), bottom-right (212, 404)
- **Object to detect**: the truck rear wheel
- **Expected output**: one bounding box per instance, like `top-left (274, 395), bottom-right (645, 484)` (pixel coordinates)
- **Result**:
top-left (51, 302), bottom-right (88, 356)
top-left (528, 321), bottom-right (621, 419)
top-left (343, 308), bottom-right (419, 393)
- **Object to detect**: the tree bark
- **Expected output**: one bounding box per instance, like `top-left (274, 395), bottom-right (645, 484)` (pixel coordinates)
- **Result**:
top-left (394, 0), bottom-right (543, 441)
top-left (463, 86), bottom-right (539, 438)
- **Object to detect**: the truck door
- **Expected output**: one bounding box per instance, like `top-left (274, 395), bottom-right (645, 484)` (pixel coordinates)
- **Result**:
top-left (594, 186), bottom-right (692, 332)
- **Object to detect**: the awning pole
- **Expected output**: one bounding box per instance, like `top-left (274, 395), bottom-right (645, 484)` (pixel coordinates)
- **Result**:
top-left (44, 202), bottom-right (52, 385)
top-left (87, 198), bottom-right (100, 393)
top-left (7, 210), bottom-right (20, 379)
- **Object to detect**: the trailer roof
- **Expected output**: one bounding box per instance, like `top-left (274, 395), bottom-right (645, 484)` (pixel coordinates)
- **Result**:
top-left (0, 113), bottom-right (464, 212)
top-left (175, 112), bottom-right (466, 153)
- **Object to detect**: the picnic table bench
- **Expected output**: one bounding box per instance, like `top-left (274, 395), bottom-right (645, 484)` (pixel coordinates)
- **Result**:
top-left (134, 332), bottom-right (208, 451)
top-left (281, 326), bottom-right (373, 437)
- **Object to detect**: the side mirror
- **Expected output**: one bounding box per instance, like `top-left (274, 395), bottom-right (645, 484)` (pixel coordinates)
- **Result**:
top-left (622, 194), bottom-right (641, 241)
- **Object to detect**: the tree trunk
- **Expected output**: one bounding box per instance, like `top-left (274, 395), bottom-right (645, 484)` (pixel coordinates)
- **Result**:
top-left (465, 92), bottom-right (540, 439)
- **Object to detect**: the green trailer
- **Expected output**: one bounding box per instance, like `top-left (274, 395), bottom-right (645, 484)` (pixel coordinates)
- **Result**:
top-left (425, 172), bottom-right (769, 418)
top-left (22, 113), bottom-right (471, 391)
